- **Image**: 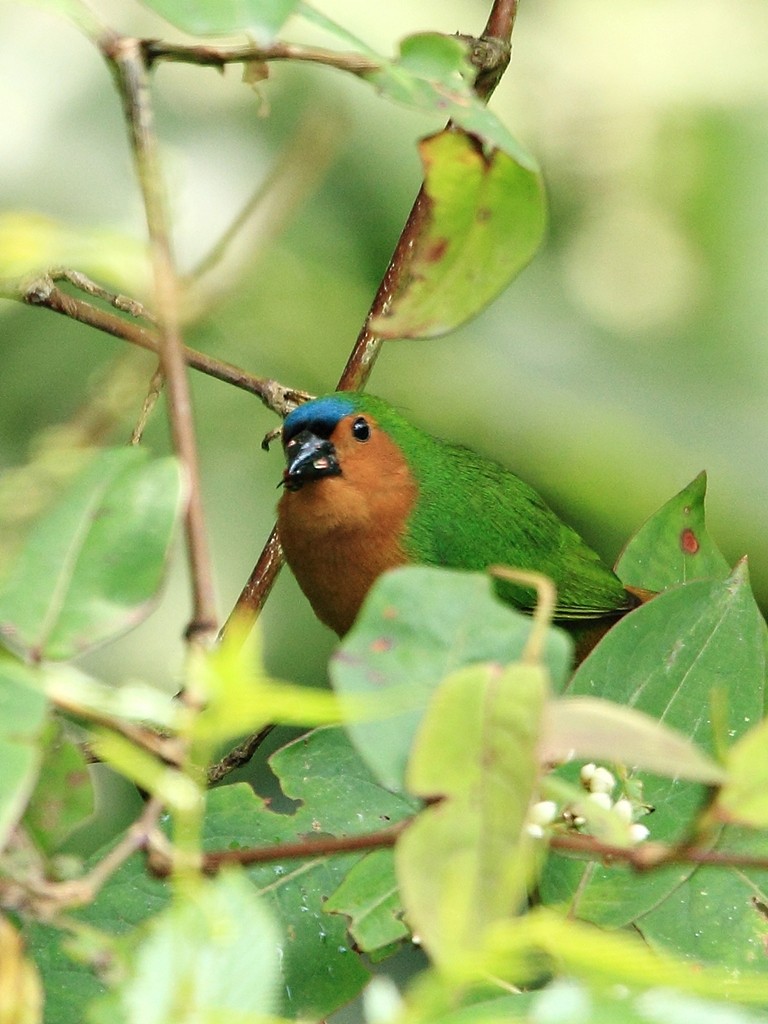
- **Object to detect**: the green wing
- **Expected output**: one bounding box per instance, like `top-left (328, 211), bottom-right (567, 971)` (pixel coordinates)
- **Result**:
top-left (347, 393), bottom-right (629, 621)
top-left (402, 436), bottom-right (629, 621)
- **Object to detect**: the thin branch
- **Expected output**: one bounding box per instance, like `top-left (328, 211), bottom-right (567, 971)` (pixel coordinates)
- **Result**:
top-left (103, 36), bottom-right (218, 644)
top-left (206, 724), bottom-right (276, 785)
top-left (0, 273), bottom-right (308, 416)
top-left (1, 798), bottom-right (164, 916)
top-left (49, 267), bottom-right (156, 322)
top-left (144, 39), bottom-right (379, 75)
top-left (148, 821), bottom-right (408, 878)
top-left (142, 815), bottom-right (768, 880)
top-left (185, 104), bottom-right (343, 300)
top-left (76, 797), bottom-right (165, 898)
top-left (549, 832), bottom-right (768, 872)
top-left (482, 0), bottom-right (519, 43)
top-left (51, 691), bottom-right (183, 764)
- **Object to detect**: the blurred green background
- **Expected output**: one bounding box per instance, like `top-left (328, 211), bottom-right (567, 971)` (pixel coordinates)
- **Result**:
top-left (2, 0), bottom-right (767, 700)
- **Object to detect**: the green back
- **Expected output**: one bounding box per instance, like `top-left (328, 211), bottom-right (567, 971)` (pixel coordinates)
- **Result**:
top-left (346, 393), bottom-right (629, 620)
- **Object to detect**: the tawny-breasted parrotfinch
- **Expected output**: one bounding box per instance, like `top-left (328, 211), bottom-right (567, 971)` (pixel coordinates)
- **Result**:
top-left (276, 392), bottom-right (636, 639)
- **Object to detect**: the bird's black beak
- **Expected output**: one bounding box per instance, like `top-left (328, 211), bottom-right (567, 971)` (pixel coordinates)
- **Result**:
top-left (281, 429), bottom-right (341, 491)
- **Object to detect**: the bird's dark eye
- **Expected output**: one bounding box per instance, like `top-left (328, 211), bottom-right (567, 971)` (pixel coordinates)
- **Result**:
top-left (352, 416), bottom-right (371, 442)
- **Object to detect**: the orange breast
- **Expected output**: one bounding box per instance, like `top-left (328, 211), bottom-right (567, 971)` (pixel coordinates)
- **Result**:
top-left (277, 417), bottom-right (418, 635)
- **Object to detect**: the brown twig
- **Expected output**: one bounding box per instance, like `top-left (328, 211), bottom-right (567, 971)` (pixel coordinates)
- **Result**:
top-left (0, 274), bottom-right (309, 417)
top-left (144, 39), bottom-right (379, 75)
top-left (148, 821), bottom-right (408, 878)
top-left (144, 815), bottom-right (768, 880)
top-left (103, 36), bottom-right (218, 644)
top-left (206, 724), bottom-right (277, 785)
top-left (1, 798), bottom-right (164, 916)
top-left (548, 831), bottom-right (768, 872)
top-left (51, 690), bottom-right (183, 765)
top-left (482, 0), bottom-right (519, 45)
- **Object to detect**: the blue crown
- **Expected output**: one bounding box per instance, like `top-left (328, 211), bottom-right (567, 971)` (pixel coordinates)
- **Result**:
top-left (282, 395), bottom-right (356, 441)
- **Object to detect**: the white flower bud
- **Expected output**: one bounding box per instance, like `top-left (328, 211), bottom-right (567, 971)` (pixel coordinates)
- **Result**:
top-left (529, 800), bottom-right (558, 827)
top-left (580, 763), bottom-right (597, 786)
top-left (613, 798), bottom-right (633, 823)
top-left (589, 767), bottom-right (616, 794)
top-left (587, 791), bottom-right (613, 811)
top-left (629, 823), bottom-right (650, 843)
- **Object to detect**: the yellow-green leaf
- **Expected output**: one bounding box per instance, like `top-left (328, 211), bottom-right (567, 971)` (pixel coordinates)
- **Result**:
top-left (370, 129), bottom-right (546, 339)
top-left (716, 718), bottom-right (768, 827)
top-left (396, 661), bottom-right (546, 968)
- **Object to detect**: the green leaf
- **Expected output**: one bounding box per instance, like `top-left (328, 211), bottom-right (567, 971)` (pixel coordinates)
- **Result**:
top-left (325, 849), bottom-right (409, 955)
top-left (717, 719), bottom-right (768, 826)
top-left (294, 3), bottom-right (374, 53)
top-left (138, 0), bottom-right (299, 41)
top-left (205, 730), bottom-right (418, 1017)
top-left (396, 989), bottom-right (532, 1024)
top-left (294, 12), bottom-right (539, 166)
top-left (635, 826), bottom-right (768, 978)
top-left (397, 33), bottom-right (472, 83)
top-left (23, 720), bottom-right (93, 855)
top-left (0, 659), bottom-right (49, 848)
top-left (370, 130), bottom-right (546, 339)
top-left (91, 872), bottom-right (280, 1024)
top-left (486, 908), bottom-right (768, 1004)
top-left (617, 472), bottom-right (730, 592)
top-left (189, 619), bottom-right (347, 750)
top-left (541, 563), bottom-right (766, 939)
top-left (541, 696), bottom-right (725, 784)
top-left (44, 665), bottom-right (179, 731)
top-left (522, 978), bottom-right (768, 1024)
top-left (30, 728), bottom-right (417, 1022)
top-left (0, 448), bottom-right (183, 661)
top-left (365, 37), bottom-right (539, 167)
top-left (332, 566), bottom-right (571, 793)
top-left (90, 732), bottom-right (200, 813)
top-left (397, 661), bottom-right (546, 968)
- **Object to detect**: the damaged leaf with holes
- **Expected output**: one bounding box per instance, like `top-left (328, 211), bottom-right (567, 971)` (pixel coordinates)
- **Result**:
top-left (28, 727), bottom-right (419, 1023)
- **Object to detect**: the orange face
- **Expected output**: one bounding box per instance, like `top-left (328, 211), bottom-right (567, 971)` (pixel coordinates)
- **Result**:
top-left (276, 412), bottom-right (418, 635)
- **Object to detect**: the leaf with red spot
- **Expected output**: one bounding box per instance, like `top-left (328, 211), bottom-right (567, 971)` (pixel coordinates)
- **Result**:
top-left (616, 472), bottom-right (730, 593)
top-left (370, 129), bottom-right (547, 340)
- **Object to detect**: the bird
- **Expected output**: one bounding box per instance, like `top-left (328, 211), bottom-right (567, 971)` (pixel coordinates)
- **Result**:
top-left (275, 392), bottom-right (638, 646)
